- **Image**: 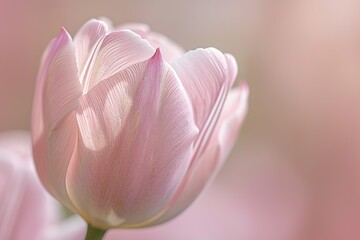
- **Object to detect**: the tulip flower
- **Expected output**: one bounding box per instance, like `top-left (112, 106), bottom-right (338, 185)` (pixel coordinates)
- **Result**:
top-left (0, 131), bottom-right (87, 240)
top-left (31, 18), bottom-right (248, 238)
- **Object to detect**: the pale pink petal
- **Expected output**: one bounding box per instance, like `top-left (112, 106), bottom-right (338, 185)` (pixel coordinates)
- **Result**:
top-left (217, 83), bottom-right (249, 161)
top-left (74, 19), bottom-right (109, 80)
top-left (43, 112), bottom-right (79, 211)
top-left (169, 48), bottom-right (238, 190)
top-left (66, 50), bottom-right (198, 229)
top-left (171, 48), bottom-right (235, 129)
top-left (147, 49), bottom-right (240, 225)
top-left (80, 30), bottom-right (155, 93)
top-left (224, 53), bottom-right (239, 87)
top-left (32, 28), bottom-right (81, 211)
top-left (151, 83), bottom-right (249, 225)
top-left (40, 28), bottom-right (81, 129)
top-left (118, 23), bottom-right (184, 63)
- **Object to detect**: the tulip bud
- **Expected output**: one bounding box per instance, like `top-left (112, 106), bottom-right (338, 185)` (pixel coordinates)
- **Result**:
top-left (32, 18), bottom-right (248, 230)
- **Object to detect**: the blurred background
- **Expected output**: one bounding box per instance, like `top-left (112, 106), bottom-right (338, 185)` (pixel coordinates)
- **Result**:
top-left (1, 0), bottom-right (360, 239)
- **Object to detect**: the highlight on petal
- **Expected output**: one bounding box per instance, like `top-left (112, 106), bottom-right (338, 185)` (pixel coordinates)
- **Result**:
top-left (118, 23), bottom-right (184, 63)
top-left (74, 19), bottom-right (110, 79)
top-left (66, 49), bottom-right (198, 229)
top-left (224, 53), bottom-right (239, 87)
top-left (32, 27), bottom-right (81, 212)
top-left (80, 30), bottom-right (155, 93)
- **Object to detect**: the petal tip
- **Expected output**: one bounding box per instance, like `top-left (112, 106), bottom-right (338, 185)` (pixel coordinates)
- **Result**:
top-left (152, 48), bottom-right (163, 60)
top-left (148, 48), bottom-right (164, 68)
top-left (58, 27), bottom-right (72, 42)
top-left (93, 17), bottom-right (112, 29)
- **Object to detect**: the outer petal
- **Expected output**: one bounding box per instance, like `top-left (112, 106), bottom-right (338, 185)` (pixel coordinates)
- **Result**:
top-left (31, 28), bottom-right (81, 211)
top-left (66, 50), bottom-right (198, 229)
top-left (169, 49), bottom-right (238, 189)
top-left (0, 132), bottom-right (56, 240)
top-left (118, 23), bottom-right (185, 63)
top-left (152, 83), bottom-right (249, 225)
top-left (172, 48), bottom-right (235, 129)
top-left (217, 83), bottom-right (249, 161)
top-left (80, 30), bottom-right (155, 93)
top-left (74, 19), bottom-right (109, 80)
top-left (143, 49), bottom-right (239, 225)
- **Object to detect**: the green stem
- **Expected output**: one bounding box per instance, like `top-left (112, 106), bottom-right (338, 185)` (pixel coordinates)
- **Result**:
top-left (85, 224), bottom-right (107, 240)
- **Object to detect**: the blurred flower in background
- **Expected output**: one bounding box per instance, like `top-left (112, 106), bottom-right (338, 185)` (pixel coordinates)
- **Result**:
top-left (1, 0), bottom-right (360, 239)
top-left (0, 131), bottom-right (86, 240)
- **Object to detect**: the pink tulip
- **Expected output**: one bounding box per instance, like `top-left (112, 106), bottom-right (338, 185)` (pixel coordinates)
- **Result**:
top-left (32, 18), bottom-right (248, 230)
top-left (0, 131), bottom-right (87, 240)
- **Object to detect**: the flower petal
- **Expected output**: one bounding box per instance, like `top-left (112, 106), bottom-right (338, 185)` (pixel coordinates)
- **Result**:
top-left (119, 23), bottom-right (184, 63)
top-left (151, 83), bottom-right (249, 225)
top-left (66, 50), bottom-right (198, 229)
top-left (74, 19), bottom-right (109, 80)
top-left (32, 28), bottom-right (81, 211)
top-left (217, 83), bottom-right (249, 161)
top-left (0, 136), bottom-right (55, 240)
top-left (172, 48), bottom-right (235, 129)
top-left (80, 30), bottom-right (155, 93)
top-left (171, 48), bottom-right (238, 186)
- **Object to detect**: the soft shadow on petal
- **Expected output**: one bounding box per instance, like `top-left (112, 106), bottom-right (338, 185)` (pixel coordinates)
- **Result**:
top-left (67, 50), bottom-right (197, 229)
